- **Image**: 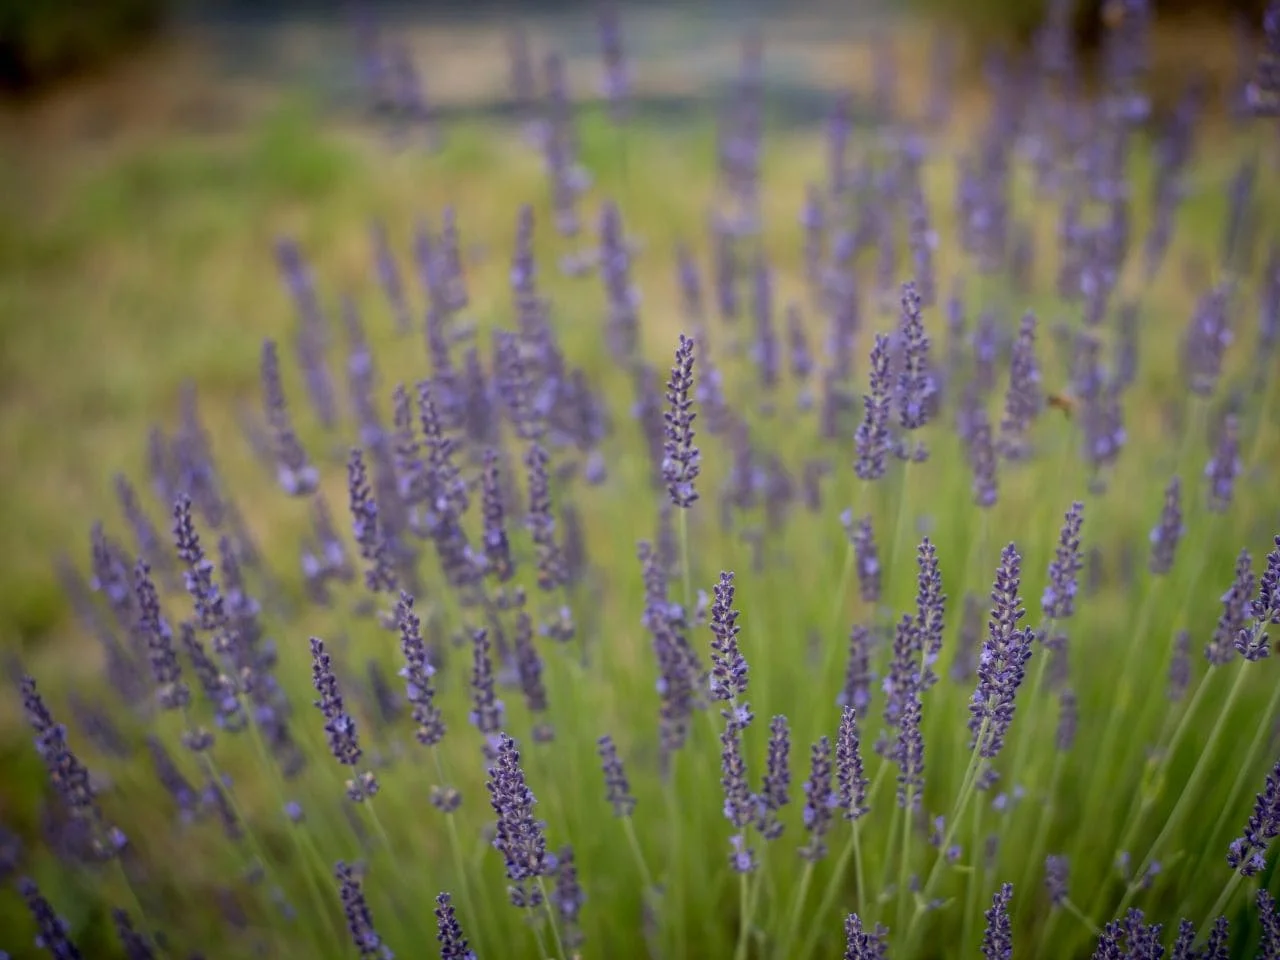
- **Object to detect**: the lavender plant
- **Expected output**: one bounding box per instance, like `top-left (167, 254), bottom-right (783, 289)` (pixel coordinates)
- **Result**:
top-left (7, 4), bottom-right (1280, 959)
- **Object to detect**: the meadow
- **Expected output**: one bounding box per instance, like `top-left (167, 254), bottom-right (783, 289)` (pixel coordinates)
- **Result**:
top-left (2, 2), bottom-right (1280, 957)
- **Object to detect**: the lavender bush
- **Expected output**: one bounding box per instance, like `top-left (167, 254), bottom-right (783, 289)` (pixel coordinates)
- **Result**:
top-left (5, 3), bottom-right (1280, 958)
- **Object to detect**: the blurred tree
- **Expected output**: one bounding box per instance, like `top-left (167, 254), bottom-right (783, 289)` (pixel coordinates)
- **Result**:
top-left (0, 0), bottom-right (166, 94)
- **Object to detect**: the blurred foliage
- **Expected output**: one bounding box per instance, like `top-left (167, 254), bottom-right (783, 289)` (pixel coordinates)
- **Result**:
top-left (0, 0), bottom-right (166, 93)
top-left (911, 0), bottom-right (1269, 47)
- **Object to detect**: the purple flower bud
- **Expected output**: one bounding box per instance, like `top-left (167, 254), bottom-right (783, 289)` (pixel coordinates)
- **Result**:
top-left (1208, 550), bottom-right (1254, 666)
top-left (800, 734), bottom-right (836, 862)
top-left (260, 339), bottom-right (318, 496)
top-left (598, 734), bottom-right (636, 817)
top-left (980, 883), bottom-right (1013, 960)
top-left (434, 892), bottom-right (475, 960)
top-left (663, 334), bottom-right (701, 508)
top-left (1149, 477), bottom-right (1184, 575)
top-left (1228, 755), bottom-right (1280, 875)
top-left (335, 861), bottom-right (393, 959)
top-left (1043, 502), bottom-right (1085, 621)
top-left (487, 733), bottom-right (551, 906)
top-left (855, 334), bottom-right (893, 481)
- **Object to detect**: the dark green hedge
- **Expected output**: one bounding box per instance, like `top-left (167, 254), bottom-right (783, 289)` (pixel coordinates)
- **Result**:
top-left (0, 0), bottom-right (167, 94)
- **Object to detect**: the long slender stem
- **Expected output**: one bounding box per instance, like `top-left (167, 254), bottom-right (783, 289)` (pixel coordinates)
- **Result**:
top-left (538, 876), bottom-right (569, 960)
top-left (1200, 873), bottom-right (1246, 942)
top-left (1113, 663), bottom-right (1251, 919)
top-left (1095, 667), bottom-right (1217, 919)
top-left (959, 796), bottom-right (984, 956)
top-left (1190, 676), bottom-right (1280, 882)
top-left (1016, 752), bottom-right (1066, 922)
top-left (734, 870), bottom-right (752, 960)
top-left (778, 862), bottom-right (816, 960)
top-left (897, 787), bottom-right (914, 931)
top-left (1079, 577), bottom-right (1160, 828)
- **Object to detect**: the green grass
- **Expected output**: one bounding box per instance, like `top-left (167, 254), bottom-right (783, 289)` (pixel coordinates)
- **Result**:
top-left (2, 33), bottom-right (1280, 959)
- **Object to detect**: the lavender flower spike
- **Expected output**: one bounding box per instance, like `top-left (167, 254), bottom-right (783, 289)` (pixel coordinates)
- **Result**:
top-left (1205, 413), bottom-right (1242, 513)
top-left (348, 447), bottom-right (398, 595)
top-left (1045, 855), bottom-right (1069, 906)
top-left (854, 333), bottom-right (892, 481)
top-left (896, 280), bottom-right (936, 439)
top-left (20, 876), bottom-right (83, 959)
top-left (486, 732), bottom-right (552, 907)
top-left (260, 339), bottom-right (318, 496)
top-left (1208, 550), bottom-right (1254, 666)
top-left (709, 571), bottom-right (749, 701)
top-left (981, 883), bottom-right (1014, 960)
top-left (435, 892), bottom-right (476, 960)
top-left (1228, 755), bottom-right (1280, 875)
top-left (844, 913), bottom-right (889, 960)
top-left (720, 704), bottom-right (757, 872)
top-left (21, 675), bottom-right (125, 857)
top-left (311, 637), bottom-right (378, 801)
top-left (756, 714), bottom-right (791, 839)
top-left (799, 734), bottom-right (836, 862)
top-left (598, 734), bottom-right (636, 817)
top-left (133, 559), bottom-right (189, 711)
top-left (1149, 477), bottom-right (1184, 575)
top-left (836, 706), bottom-right (869, 819)
top-left (1042, 502), bottom-right (1085, 621)
top-left (969, 544), bottom-right (1035, 766)
top-left (335, 861), bottom-right (393, 959)
top-left (663, 333), bottom-right (701, 508)
top-left (395, 591), bottom-right (444, 746)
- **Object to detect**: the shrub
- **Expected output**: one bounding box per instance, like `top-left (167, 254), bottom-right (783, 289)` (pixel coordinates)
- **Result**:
top-left (6, 1), bottom-right (1280, 958)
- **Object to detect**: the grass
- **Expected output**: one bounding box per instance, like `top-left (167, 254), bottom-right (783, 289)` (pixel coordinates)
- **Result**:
top-left (2, 9), bottom-right (1280, 959)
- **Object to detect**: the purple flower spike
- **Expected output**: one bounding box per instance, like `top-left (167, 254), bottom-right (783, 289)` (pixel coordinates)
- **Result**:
top-left (434, 892), bottom-right (476, 960)
top-left (1045, 856), bottom-right (1069, 907)
top-left (20, 876), bottom-right (83, 959)
top-left (844, 913), bottom-right (889, 960)
top-left (845, 513), bottom-right (882, 605)
top-left (896, 280), bottom-right (936, 439)
top-left (709, 571), bottom-right (749, 702)
top-left (311, 638), bottom-right (377, 802)
top-left (980, 883), bottom-right (1013, 960)
top-left (335, 862), bottom-right (393, 959)
top-left (836, 706), bottom-right (869, 820)
top-left (468, 627), bottom-right (505, 755)
top-left (969, 544), bottom-right (1035, 769)
top-left (663, 334), bottom-right (701, 508)
top-left (598, 734), bottom-right (636, 817)
top-left (348, 448), bottom-right (398, 596)
top-left (755, 714), bottom-right (792, 840)
top-left (487, 733), bottom-right (552, 907)
top-left (854, 333), bottom-right (893, 481)
top-left (1149, 477), bottom-right (1184, 575)
top-left (1205, 413), bottom-right (1242, 513)
top-left (133, 559), bottom-right (189, 711)
top-left (800, 734), bottom-right (836, 862)
top-left (395, 592), bottom-right (444, 747)
top-left (1228, 755), bottom-right (1280, 875)
top-left (998, 312), bottom-right (1042, 460)
top-left (1042, 502), bottom-right (1085, 622)
top-left (260, 339), bottom-right (318, 496)
top-left (916, 538), bottom-right (947, 688)
top-left (1208, 550), bottom-right (1254, 666)
top-left (1259, 888), bottom-right (1280, 958)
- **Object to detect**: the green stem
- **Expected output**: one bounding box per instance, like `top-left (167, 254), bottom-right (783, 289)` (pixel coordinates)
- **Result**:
top-left (1113, 663), bottom-right (1251, 919)
top-left (1078, 577), bottom-right (1160, 829)
top-left (1200, 873), bottom-right (1246, 942)
top-left (677, 506), bottom-right (693, 615)
top-left (734, 870), bottom-right (752, 960)
top-left (959, 796), bottom-right (984, 956)
top-left (1016, 752), bottom-right (1065, 923)
top-left (904, 725), bottom-right (989, 950)
top-left (1062, 898), bottom-right (1100, 937)
top-left (779, 861), bottom-right (816, 960)
top-left (1190, 675), bottom-right (1280, 883)
top-left (897, 788), bottom-right (914, 931)
top-left (538, 876), bottom-right (569, 960)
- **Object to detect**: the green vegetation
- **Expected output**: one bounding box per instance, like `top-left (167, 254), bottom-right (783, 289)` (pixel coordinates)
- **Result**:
top-left (2, 13), bottom-right (1280, 959)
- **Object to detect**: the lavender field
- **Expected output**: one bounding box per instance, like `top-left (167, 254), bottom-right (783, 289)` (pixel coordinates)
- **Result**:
top-left (2, 1), bottom-right (1280, 957)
